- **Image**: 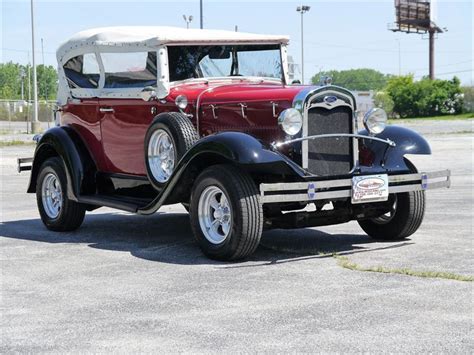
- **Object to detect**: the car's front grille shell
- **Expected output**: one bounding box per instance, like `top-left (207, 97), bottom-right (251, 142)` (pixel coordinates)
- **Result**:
top-left (305, 106), bottom-right (354, 176)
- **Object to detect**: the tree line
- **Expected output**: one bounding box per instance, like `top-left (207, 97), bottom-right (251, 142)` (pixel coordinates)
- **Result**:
top-left (0, 62), bottom-right (470, 118)
top-left (312, 68), bottom-right (470, 118)
top-left (0, 62), bottom-right (57, 101)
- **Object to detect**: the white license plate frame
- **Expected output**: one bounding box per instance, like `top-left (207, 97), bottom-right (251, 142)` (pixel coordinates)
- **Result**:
top-left (351, 174), bottom-right (389, 204)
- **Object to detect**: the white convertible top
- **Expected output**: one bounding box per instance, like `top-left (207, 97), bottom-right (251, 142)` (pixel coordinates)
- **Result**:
top-left (57, 26), bottom-right (289, 59)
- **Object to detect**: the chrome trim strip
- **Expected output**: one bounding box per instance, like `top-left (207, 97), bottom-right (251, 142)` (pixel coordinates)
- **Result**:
top-left (259, 170), bottom-right (451, 204)
top-left (272, 134), bottom-right (396, 149)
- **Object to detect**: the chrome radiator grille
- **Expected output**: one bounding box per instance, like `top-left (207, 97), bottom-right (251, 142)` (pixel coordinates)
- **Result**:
top-left (305, 106), bottom-right (353, 176)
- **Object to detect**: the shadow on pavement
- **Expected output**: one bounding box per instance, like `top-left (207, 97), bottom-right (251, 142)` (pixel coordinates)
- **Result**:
top-left (0, 212), bottom-right (412, 266)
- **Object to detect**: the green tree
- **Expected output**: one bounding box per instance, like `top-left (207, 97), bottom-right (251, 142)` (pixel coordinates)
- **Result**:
top-left (36, 65), bottom-right (58, 100)
top-left (311, 68), bottom-right (391, 91)
top-left (386, 75), bottom-right (463, 118)
top-left (0, 62), bottom-right (57, 100)
top-left (0, 62), bottom-right (22, 99)
top-left (461, 86), bottom-right (474, 113)
top-left (373, 91), bottom-right (394, 116)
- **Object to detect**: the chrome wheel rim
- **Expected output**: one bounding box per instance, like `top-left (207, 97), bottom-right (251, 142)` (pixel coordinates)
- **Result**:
top-left (148, 129), bottom-right (176, 183)
top-left (198, 186), bottom-right (232, 244)
top-left (41, 172), bottom-right (63, 219)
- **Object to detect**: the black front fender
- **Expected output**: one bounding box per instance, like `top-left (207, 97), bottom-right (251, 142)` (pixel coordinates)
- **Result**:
top-left (183, 132), bottom-right (305, 176)
top-left (27, 127), bottom-right (96, 200)
top-left (359, 125), bottom-right (431, 171)
top-left (139, 132), bottom-right (305, 214)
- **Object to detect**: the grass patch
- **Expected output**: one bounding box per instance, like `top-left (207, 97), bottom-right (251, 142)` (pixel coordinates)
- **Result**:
top-left (334, 255), bottom-right (473, 282)
top-left (0, 140), bottom-right (36, 147)
top-left (389, 112), bottom-right (474, 123)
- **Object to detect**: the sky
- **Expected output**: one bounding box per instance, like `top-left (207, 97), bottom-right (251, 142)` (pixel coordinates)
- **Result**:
top-left (1, 0), bottom-right (472, 85)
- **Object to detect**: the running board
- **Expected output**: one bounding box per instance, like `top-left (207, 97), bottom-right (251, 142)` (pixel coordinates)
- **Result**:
top-left (78, 195), bottom-right (151, 213)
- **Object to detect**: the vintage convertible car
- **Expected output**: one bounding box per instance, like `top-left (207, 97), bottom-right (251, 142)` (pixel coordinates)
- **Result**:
top-left (19, 26), bottom-right (450, 260)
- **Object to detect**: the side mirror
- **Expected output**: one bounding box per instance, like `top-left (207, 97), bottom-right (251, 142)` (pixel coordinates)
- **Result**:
top-left (140, 87), bottom-right (157, 102)
top-left (291, 79), bottom-right (301, 85)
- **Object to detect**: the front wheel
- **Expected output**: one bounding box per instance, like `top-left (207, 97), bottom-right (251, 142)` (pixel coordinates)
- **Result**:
top-left (189, 165), bottom-right (263, 261)
top-left (36, 157), bottom-right (86, 231)
top-left (358, 190), bottom-right (426, 240)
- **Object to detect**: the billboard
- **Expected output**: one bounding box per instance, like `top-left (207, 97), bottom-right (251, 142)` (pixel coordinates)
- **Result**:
top-left (391, 0), bottom-right (441, 33)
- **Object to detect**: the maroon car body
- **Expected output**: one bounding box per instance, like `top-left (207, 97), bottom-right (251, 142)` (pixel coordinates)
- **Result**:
top-left (21, 27), bottom-right (450, 260)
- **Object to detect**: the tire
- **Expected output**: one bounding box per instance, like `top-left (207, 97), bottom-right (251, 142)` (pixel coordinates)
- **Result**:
top-left (145, 112), bottom-right (198, 188)
top-left (36, 157), bottom-right (86, 232)
top-left (358, 159), bottom-right (425, 240)
top-left (189, 165), bottom-right (263, 261)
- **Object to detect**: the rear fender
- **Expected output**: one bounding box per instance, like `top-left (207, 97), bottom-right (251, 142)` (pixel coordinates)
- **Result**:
top-left (27, 127), bottom-right (96, 200)
top-left (359, 125), bottom-right (431, 170)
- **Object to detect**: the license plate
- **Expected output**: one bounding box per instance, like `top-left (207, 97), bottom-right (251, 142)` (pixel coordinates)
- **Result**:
top-left (351, 174), bottom-right (389, 204)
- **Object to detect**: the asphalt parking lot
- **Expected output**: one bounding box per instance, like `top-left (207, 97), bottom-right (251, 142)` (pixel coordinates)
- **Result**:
top-left (1, 121), bottom-right (472, 352)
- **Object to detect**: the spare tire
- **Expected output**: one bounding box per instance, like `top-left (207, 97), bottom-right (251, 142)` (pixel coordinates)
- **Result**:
top-left (145, 112), bottom-right (198, 189)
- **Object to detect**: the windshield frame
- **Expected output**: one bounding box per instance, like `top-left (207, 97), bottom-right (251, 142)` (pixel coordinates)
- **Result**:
top-left (165, 43), bottom-right (288, 85)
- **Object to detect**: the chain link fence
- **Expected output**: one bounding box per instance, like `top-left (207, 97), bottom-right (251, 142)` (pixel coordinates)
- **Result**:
top-left (0, 100), bottom-right (56, 134)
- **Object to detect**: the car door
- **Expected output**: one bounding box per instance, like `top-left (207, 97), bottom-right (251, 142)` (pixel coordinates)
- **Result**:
top-left (99, 98), bottom-right (158, 175)
top-left (97, 51), bottom-right (160, 176)
top-left (60, 52), bottom-right (108, 172)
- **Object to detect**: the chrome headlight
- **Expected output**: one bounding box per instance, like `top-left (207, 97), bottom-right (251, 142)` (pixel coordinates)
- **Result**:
top-left (278, 108), bottom-right (303, 136)
top-left (363, 108), bottom-right (387, 135)
top-left (175, 95), bottom-right (188, 110)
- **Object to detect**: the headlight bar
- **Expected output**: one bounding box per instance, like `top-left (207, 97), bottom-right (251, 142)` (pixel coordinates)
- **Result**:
top-left (272, 133), bottom-right (396, 149)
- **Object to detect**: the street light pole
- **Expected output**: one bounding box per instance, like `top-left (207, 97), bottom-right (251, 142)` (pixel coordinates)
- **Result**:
top-left (30, 0), bottom-right (40, 133)
top-left (183, 15), bottom-right (193, 29)
top-left (296, 5), bottom-right (310, 84)
top-left (200, 0), bottom-right (203, 29)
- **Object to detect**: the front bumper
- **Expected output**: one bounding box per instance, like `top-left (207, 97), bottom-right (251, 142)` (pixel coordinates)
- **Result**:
top-left (260, 170), bottom-right (451, 204)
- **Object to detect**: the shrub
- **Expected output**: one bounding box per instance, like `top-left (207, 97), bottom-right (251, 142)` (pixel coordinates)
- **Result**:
top-left (386, 75), bottom-right (463, 118)
top-left (373, 91), bottom-right (394, 117)
top-left (461, 86), bottom-right (474, 113)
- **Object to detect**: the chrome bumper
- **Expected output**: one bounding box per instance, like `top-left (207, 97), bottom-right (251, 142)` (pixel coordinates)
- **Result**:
top-left (17, 157), bottom-right (33, 173)
top-left (260, 170), bottom-right (451, 204)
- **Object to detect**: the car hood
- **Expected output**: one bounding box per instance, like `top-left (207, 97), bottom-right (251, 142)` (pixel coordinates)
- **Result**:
top-left (167, 79), bottom-right (308, 104)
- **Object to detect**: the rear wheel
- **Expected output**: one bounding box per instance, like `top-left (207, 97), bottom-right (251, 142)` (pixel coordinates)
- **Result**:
top-left (36, 157), bottom-right (86, 231)
top-left (189, 165), bottom-right (263, 261)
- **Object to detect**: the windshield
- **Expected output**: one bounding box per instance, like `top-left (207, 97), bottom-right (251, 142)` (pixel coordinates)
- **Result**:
top-left (167, 44), bottom-right (283, 82)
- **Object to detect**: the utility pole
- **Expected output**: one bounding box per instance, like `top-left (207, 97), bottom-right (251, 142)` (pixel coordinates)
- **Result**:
top-left (41, 37), bottom-right (47, 99)
top-left (200, 0), bottom-right (203, 29)
top-left (41, 38), bottom-right (45, 66)
top-left (396, 39), bottom-right (401, 76)
top-left (19, 67), bottom-right (26, 101)
top-left (428, 28), bottom-right (435, 80)
top-left (30, 0), bottom-right (40, 133)
top-left (296, 5), bottom-right (310, 84)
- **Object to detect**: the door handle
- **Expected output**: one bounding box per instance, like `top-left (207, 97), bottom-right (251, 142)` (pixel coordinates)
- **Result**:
top-left (99, 107), bottom-right (114, 113)
top-left (239, 103), bottom-right (247, 119)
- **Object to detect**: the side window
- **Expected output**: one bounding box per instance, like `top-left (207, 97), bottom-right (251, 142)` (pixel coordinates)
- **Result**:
top-left (100, 51), bottom-right (157, 88)
top-left (63, 53), bottom-right (100, 89)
